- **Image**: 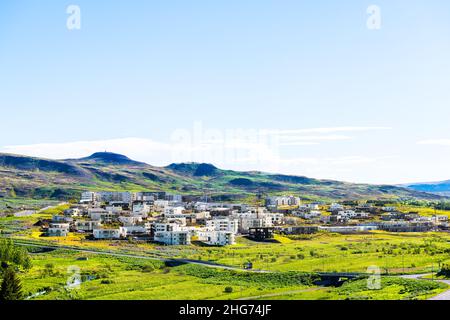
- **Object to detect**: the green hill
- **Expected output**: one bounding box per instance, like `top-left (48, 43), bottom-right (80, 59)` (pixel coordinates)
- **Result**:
top-left (0, 152), bottom-right (444, 202)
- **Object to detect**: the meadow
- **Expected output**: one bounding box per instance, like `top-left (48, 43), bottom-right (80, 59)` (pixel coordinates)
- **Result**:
top-left (20, 249), bottom-right (316, 300)
top-left (18, 248), bottom-right (448, 300)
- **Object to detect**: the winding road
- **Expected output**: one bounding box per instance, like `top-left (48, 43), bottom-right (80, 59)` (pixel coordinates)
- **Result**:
top-left (401, 274), bottom-right (450, 300)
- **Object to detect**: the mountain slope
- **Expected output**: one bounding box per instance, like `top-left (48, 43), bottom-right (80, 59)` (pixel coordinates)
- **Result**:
top-left (0, 152), bottom-right (445, 201)
top-left (404, 180), bottom-right (450, 196)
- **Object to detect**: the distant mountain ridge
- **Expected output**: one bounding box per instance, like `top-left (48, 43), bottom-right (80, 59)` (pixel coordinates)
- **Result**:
top-left (404, 180), bottom-right (450, 196)
top-left (0, 152), bottom-right (445, 201)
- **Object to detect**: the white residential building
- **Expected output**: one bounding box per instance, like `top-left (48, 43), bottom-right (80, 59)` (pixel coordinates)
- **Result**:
top-left (97, 192), bottom-right (132, 204)
top-left (194, 211), bottom-right (211, 220)
top-left (154, 230), bottom-right (190, 245)
top-left (153, 222), bottom-right (191, 245)
top-left (298, 203), bottom-right (320, 211)
top-left (48, 223), bottom-right (70, 237)
top-left (268, 213), bottom-right (285, 225)
top-left (197, 230), bottom-right (235, 246)
top-left (133, 192), bottom-right (157, 202)
top-left (118, 215), bottom-right (143, 226)
top-left (80, 192), bottom-right (96, 203)
top-left (93, 228), bottom-right (125, 239)
top-left (104, 206), bottom-right (123, 213)
top-left (132, 202), bottom-right (152, 215)
top-left (164, 206), bottom-right (185, 216)
top-left (266, 196), bottom-right (301, 208)
top-left (318, 226), bottom-right (378, 234)
top-left (64, 208), bottom-right (83, 217)
top-left (338, 210), bottom-right (369, 219)
top-left (75, 220), bottom-right (102, 232)
top-left (88, 208), bottom-right (119, 223)
top-left (234, 212), bottom-right (273, 233)
top-left (122, 225), bottom-right (150, 236)
top-left (206, 218), bottom-right (239, 234)
top-left (298, 211), bottom-right (322, 220)
top-left (154, 200), bottom-right (169, 208)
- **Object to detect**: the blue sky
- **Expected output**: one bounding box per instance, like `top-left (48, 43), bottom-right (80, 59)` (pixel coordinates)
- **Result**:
top-left (1, 1), bottom-right (450, 184)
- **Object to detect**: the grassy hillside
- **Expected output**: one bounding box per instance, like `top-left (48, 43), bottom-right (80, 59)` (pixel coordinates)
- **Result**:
top-left (0, 152), bottom-right (444, 202)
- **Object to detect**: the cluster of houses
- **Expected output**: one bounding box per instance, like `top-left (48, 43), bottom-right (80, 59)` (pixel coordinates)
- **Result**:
top-left (279, 201), bottom-right (449, 234)
top-left (44, 191), bottom-right (283, 246)
top-left (42, 192), bottom-right (450, 245)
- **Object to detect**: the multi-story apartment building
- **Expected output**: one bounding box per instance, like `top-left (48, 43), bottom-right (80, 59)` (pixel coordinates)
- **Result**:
top-left (48, 223), bottom-right (70, 237)
top-left (75, 220), bottom-right (102, 232)
top-left (206, 218), bottom-right (239, 234)
top-left (197, 230), bottom-right (235, 246)
top-left (153, 222), bottom-right (191, 245)
top-left (266, 196), bottom-right (301, 208)
top-left (93, 228), bottom-right (125, 239)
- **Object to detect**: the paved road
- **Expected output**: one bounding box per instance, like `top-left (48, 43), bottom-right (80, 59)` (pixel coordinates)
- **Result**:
top-left (429, 288), bottom-right (450, 300)
top-left (37, 203), bottom-right (68, 213)
top-left (400, 274), bottom-right (450, 300)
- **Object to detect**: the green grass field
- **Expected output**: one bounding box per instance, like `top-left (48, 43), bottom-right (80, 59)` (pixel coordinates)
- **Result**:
top-left (20, 249), bottom-right (316, 300)
top-left (18, 248), bottom-right (448, 300)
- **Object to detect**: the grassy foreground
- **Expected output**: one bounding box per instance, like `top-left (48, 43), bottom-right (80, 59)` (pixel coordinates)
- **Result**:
top-left (19, 248), bottom-right (448, 300)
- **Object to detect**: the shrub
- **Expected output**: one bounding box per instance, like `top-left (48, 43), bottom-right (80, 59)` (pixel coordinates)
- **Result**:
top-left (142, 265), bottom-right (154, 273)
top-left (224, 286), bottom-right (233, 293)
top-left (162, 267), bottom-right (170, 274)
top-left (101, 279), bottom-right (114, 284)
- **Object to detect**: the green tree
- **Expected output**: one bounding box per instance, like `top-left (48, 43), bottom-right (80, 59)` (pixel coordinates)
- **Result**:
top-left (0, 268), bottom-right (23, 301)
top-left (0, 239), bottom-right (32, 270)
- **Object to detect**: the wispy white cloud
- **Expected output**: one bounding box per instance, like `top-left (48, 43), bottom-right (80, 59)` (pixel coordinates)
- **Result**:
top-left (418, 139), bottom-right (450, 146)
top-left (262, 126), bottom-right (390, 146)
top-left (0, 126), bottom-right (394, 183)
top-left (265, 126), bottom-right (392, 135)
